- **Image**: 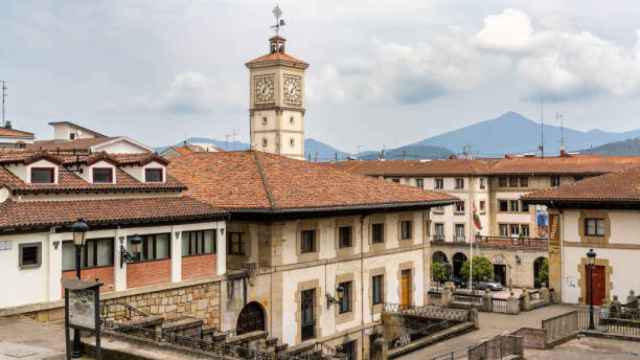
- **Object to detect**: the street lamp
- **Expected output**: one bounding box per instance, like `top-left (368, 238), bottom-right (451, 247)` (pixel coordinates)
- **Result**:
top-left (70, 218), bottom-right (89, 358)
top-left (120, 234), bottom-right (143, 267)
top-left (586, 248), bottom-right (597, 330)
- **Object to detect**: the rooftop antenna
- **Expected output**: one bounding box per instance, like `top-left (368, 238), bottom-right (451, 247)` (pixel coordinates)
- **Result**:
top-left (1, 80), bottom-right (7, 127)
top-left (271, 5), bottom-right (286, 36)
top-left (556, 112), bottom-right (564, 154)
top-left (539, 96), bottom-right (545, 158)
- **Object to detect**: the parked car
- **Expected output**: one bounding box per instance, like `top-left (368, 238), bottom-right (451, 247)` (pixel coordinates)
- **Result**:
top-left (475, 281), bottom-right (504, 291)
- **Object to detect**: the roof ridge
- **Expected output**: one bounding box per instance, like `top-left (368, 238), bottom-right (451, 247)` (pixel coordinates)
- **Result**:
top-left (252, 152), bottom-right (277, 209)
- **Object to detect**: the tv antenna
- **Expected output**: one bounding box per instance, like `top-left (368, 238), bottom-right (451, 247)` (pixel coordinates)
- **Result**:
top-left (1, 81), bottom-right (7, 127)
top-left (271, 5), bottom-right (286, 36)
top-left (538, 96), bottom-right (545, 158)
top-left (556, 112), bottom-right (564, 153)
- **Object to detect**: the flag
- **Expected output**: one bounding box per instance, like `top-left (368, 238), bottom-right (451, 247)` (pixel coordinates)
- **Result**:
top-left (473, 204), bottom-right (482, 230)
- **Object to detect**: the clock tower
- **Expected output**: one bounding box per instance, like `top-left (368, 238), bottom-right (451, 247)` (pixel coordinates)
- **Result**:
top-left (246, 10), bottom-right (308, 160)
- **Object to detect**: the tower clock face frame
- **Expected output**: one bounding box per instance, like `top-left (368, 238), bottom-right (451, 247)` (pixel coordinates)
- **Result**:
top-left (283, 74), bottom-right (303, 106)
top-left (254, 75), bottom-right (275, 104)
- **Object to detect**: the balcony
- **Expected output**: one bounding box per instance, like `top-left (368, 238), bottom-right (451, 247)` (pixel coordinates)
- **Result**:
top-left (431, 235), bottom-right (446, 244)
top-left (431, 235), bottom-right (548, 251)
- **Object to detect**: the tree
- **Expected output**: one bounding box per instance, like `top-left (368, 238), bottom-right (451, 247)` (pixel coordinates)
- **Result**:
top-left (460, 256), bottom-right (493, 283)
top-left (432, 261), bottom-right (451, 284)
top-left (536, 258), bottom-right (549, 287)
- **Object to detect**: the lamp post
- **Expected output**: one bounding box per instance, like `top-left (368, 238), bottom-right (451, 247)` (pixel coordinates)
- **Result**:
top-left (70, 218), bottom-right (88, 358)
top-left (586, 248), bottom-right (597, 330)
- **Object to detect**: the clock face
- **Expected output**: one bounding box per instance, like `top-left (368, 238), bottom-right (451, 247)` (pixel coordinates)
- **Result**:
top-left (254, 75), bottom-right (275, 104)
top-left (283, 74), bottom-right (302, 106)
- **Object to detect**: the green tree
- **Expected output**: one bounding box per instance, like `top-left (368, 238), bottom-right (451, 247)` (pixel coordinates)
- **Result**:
top-left (432, 261), bottom-right (451, 284)
top-left (536, 258), bottom-right (549, 287)
top-left (460, 256), bottom-right (493, 283)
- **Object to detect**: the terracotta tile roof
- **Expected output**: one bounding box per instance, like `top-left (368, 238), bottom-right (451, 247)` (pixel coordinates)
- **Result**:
top-left (0, 197), bottom-right (224, 231)
top-left (169, 151), bottom-right (457, 212)
top-left (246, 52), bottom-right (309, 69)
top-left (332, 155), bottom-right (640, 177)
top-left (27, 138), bottom-right (116, 152)
top-left (0, 127), bottom-right (34, 138)
top-left (110, 153), bottom-right (169, 166)
top-left (523, 167), bottom-right (640, 204)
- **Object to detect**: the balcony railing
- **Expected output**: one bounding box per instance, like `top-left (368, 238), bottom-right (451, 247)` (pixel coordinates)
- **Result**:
top-left (431, 235), bottom-right (548, 250)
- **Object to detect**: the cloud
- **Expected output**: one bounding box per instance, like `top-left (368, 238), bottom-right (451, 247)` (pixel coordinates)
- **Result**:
top-left (164, 72), bottom-right (212, 114)
top-left (475, 9), bottom-right (640, 102)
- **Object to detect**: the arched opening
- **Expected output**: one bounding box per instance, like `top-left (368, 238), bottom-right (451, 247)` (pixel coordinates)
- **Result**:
top-left (452, 253), bottom-right (468, 281)
top-left (236, 301), bottom-right (266, 335)
top-left (432, 251), bottom-right (448, 264)
top-left (533, 257), bottom-right (548, 289)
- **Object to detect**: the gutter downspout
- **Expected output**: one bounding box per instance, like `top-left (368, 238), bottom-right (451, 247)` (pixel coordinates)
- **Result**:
top-left (360, 215), bottom-right (365, 359)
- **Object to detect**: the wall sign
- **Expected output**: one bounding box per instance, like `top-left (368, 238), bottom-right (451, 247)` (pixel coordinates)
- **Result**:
top-left (0, 241), bottom-right (11, 251)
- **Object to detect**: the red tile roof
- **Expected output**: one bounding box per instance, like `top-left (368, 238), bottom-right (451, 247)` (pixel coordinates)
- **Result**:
top-left (0, 127), bottom-right (34, 138)
top-left (0, 197), bottom-right (224, 231)
top-left (332, 155), bottom-right (640, 177)
top-left (246, 52), bottom-right (309, 69)
top-left (169, 151), bottom-right (457, 212)
top-left (27, 138), bottom-right (116, 152)
top-left (523, 167), bottom-right (640, 204)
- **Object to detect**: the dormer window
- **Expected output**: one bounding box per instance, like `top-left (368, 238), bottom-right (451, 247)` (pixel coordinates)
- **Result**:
top-left (69, 133), bottom-right (76, 140)
top-left (145, 168), bottom-right (164, 183)
top-left (31, 167), bottom-right (55, 184)
top-left (92, 167), bottom-right (114, 183)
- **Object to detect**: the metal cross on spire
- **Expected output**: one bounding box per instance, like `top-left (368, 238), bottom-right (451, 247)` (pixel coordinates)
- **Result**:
top-left (271, 5), bottom-right (286, 36)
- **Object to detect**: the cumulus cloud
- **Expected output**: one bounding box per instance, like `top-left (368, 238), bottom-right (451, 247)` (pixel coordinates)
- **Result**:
top-left (163, 72), bottom-right (212, 114)
top-left (476, 9), bottom-right (533, 52)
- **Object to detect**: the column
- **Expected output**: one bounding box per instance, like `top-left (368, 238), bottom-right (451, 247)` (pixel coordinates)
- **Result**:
top-left (217, 221), bottom-right (227, 276)
top-left (171, 228), bottom-right (182, 282)
top-left (114, 229), bottom-right (127, 292)
top-left (47, 232), bottom-right (65, 301)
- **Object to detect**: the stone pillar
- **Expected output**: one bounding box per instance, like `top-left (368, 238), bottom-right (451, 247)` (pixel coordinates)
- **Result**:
top-left (507, 294), bottom-right (521, 315)
top-left (441, 282), bottom-right (455, 307)
top-left (47, 232), bottom-right (65, 302)
top-left (522, 289), bottom-right (531, 311)
top-left (171, 228), bottom-right (182, 282)
top-left (217, 222), bottom-right (227, 276)
top-left (482, 291), bottom-right (493, 313)
top-left (540, 287), bottom-right (550, 305)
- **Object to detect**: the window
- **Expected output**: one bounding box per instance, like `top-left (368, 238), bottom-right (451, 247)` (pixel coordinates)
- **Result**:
top-left (455, 178), bottom-right (464, 189)
top-left (434, 223), bottom-right (445, 240)
top-left (574, 175), bottom-right (585, 181)
top-left (415, 178), bottom-right (424, 189)
top-left (509, 224), bottom-right (520, 237)
top-left (19, 243), bottom-right (41, 269)
top-left (227, 232), bottom-right (245, 255)
top-left (69, 133), bottom-right (76, 140)
top-left (498, 177), bottom-right (508, 187)
top-left (92, 167), bottom-right (114, 183)
top-left (455, 201), bottom-right (465, 214)
top-left (521, 224), bottom-right (530, 237)
top-left (499, 224), bottom-right (509, 237)
top-left (289, 116), bottom-right (294, 125)
top-left (479, 200), bottom-right (486, 212)
top-left (509, 200), bottom-right (519, 212)
top-left (550, 176), bottom-right (561, 187)
top-left (509, 176), bottom-right (518, 187)
top-left (400, 220), bottom-right (413, 240)
top-left (262, 138), bottom-right (268, 148)
top-left (454, 224), bottom-right (465, 242)
top-left (301, 230), bottom-right (316, 253)
top-left (342, 340), bottom-right (357, 360)
top-left (499, 200), bottom-right (509, 212)
top-left (262, 117), bottom-right (268, 125)
top-left (521, 201), bottom-right (530, 213)
top-left (519, 177), bottom-right (529, 187)
top-left (145, 168), bottom-right (163, 182)
top-left (182, 230), bottom-right (216, 256)
top-left (371, 223), bottom-right (385, 244)
top-left (62, 238), bottom-right (114, 271)
top-left (31, 167), bottom-right (55, 184)
top-left (434, 178), bottom-right (444, 189)
top-left (338, 226), bottom-right (353, 248)
top-left (338, 281), bottom-right (352, 314)
top-left (479, 178), bottom-right (486, 189)
top-left (301, 289), bottom-right (316, 341)
top-left (372, 275), bottom-right (384, 305)
top-left (585, 218), bottom-right (605, 236)
top-left (130, 233), bottom-right (170, 262)
top-left (391, 178), bottom-right (400, 183)
top-left (290, 138), bottom-right (295, 147)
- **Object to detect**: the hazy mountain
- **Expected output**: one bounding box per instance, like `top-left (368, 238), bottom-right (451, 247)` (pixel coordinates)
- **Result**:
top-left (358, 144), bottom-right (454, 160)
top-left (580, 137), bottom-right (640, 156)
top-left (412, 111), bottom-right (640, 156)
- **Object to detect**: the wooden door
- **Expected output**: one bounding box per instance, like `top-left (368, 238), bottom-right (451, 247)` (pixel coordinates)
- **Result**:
top-left (586, 265), bottom-right (606, 306)
top-left (400, 269), bottom-right (412, 308)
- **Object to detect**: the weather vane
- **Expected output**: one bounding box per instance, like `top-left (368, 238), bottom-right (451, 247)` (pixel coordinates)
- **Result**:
top-left (271, 5), bottom-right (286, 36)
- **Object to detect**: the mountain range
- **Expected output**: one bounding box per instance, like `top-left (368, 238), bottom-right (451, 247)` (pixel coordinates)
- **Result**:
top-left (160, 111), bottom-right (640, 160)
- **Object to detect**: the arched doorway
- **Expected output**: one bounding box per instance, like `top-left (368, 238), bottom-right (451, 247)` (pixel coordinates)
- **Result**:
top-left (432, 251), bottom-right (448, 264)
top-left (236, 302), bottom-right (266, 335)
top-left (452, 253), bottom-right (467, 281)
top-left (533, 257), bottom-right (548, 288)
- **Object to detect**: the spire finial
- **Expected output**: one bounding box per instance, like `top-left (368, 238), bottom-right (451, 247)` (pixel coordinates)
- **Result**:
top-left (271, 5), bottom-right (286, 36)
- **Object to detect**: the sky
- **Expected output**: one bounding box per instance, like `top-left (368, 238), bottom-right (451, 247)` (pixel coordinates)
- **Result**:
top-left (3, 0), bottom-right (640, 152)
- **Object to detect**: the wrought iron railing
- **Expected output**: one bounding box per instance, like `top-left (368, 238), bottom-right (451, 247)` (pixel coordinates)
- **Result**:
top-left (101, 301), bottom-right (150, 321)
